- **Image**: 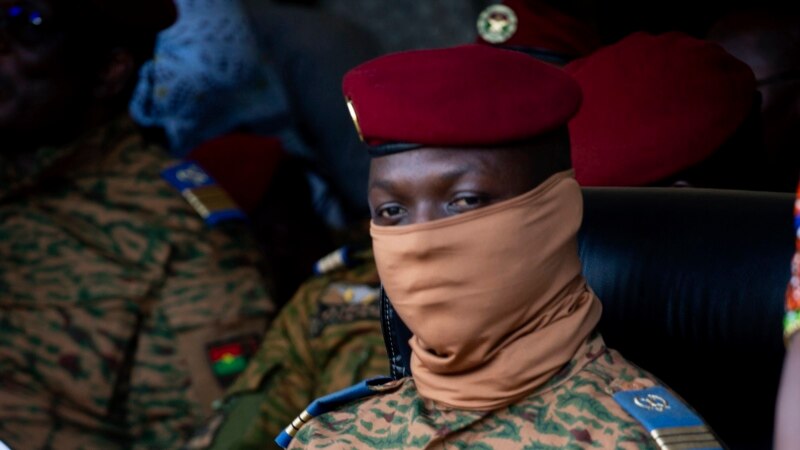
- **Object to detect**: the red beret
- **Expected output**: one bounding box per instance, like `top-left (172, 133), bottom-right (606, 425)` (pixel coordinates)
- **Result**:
top-left (566, 32), bottom-right (756, 187)
top-left (89, 0), bottom-right (177, 32)
top-left (476, 0), bottom-right (602, 61)
top-left (342, 44), bottom-right (582, 153)
top-left (188, 134), bottom-right (285, 214)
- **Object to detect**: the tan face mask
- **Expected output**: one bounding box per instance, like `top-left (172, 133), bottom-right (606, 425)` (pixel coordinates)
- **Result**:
top-left (370, 170), bottom-right (602, 410)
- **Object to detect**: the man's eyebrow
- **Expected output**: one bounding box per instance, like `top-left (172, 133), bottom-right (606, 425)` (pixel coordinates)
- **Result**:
top-left (368, 164), bottom-right (479, 193)
top-left (368, 179), bottom-right (396, 193)
top-left (435, 165), bottom-right (478, 183)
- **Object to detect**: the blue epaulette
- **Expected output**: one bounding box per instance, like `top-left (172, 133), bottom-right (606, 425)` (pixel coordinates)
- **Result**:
top-left (275, 376), bottom-right (395, 448)
top-left (614, 386), bottom-right (724, 449)
top-left (161, 162), bottom-right (246, 226)
top-left (312, 245), bottom-right (354, 275)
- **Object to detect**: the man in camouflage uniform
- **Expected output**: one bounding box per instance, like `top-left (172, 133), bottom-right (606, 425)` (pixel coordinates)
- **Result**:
top-left (282, 45), bottom-right (722, 449)
top-left (188, 245), bottom-right (386, 450)
top-left (187, 2), bottom-right (605, 447)
top-left (0, 1), bottom-right (274, 448)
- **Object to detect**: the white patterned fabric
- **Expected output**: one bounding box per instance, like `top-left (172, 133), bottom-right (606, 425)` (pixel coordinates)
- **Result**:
top-left (130, 0), bottom-right (306, 157)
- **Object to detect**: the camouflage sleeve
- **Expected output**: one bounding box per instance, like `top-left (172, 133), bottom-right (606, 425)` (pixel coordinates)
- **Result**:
top-left (231, 278), bottom-right (330, 450)
top-left (188, 260), bottom-right (387, 450)
top-left (0, 124), bottom-right (276, 450)
top-left (126, 219), bottom-right (276, 450)
top-left (0, 180), bottom-right (174, 449)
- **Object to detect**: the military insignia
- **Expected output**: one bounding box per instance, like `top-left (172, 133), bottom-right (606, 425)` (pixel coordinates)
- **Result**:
top-left (336, 284), bottom-right (380, 305)
top-left (477, 4), bottom-right (518, 44)
top-left (161, 162), bottom-right (246, 226)
top-left (275, 376), bottom-right (399, 449)
top-left (345, 97), bottom-right (364, 141)
top-left (614, 386), bottom-right (724, 449)
top-left (309, 283), bottom-right (382, 338)
top-left (206, 335), bottom-right (260, 388)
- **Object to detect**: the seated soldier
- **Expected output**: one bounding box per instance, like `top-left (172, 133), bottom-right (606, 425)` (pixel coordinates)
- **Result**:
top-left (276, 45), bottom-right (722, 449)
top-left (0, 0), bottom-right (274, 448)
top-left (187, 3), bottom-right (611, 447)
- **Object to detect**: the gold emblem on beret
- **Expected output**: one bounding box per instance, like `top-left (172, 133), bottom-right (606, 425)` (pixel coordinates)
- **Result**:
top-left (477, 4), bottom-right (518, 44)
top-left (345, 97), bottom-right (364, 142)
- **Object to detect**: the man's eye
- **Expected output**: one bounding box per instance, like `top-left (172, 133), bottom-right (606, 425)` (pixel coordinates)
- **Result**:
top-left (378, 205), bottom-right (405, 219)
top-left (450, 195), bottom-right (485, 210)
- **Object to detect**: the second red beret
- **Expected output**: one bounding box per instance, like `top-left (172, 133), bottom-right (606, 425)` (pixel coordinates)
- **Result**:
top-left (566, 32), bottom-right (756, 187)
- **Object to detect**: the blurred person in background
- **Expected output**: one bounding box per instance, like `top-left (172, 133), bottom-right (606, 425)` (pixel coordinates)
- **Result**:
top-left (0, 0), bottom-right (275, 448)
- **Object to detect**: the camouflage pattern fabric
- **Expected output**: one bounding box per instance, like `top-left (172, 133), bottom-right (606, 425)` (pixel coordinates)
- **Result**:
top-left (289, 334), bottom-right (693, 449)
top-left (187, 250), bottom-right (386, 450)
top-left (0, 117), bottom-right (275, 450)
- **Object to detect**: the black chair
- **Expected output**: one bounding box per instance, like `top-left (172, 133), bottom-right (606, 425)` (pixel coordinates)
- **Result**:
top-left (381, 187), bottom-right (795, 450)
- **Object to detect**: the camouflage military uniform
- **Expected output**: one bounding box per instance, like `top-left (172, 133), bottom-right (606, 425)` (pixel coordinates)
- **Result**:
top-left (188, 249), bottom-right (386, 450)
top-left (289, 334), bottom-right (700, 449)
top-left (0, 117), bottom-right (275, 450)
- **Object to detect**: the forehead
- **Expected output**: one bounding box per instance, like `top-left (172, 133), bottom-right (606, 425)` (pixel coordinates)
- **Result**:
top-left (369, 147), bottom-right (532, 182)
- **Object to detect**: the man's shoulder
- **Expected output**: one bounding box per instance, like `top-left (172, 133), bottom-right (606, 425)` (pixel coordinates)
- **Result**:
top-left (80, 126), bottom-right (253, 237)
top-left (283, 377), bottom-right (410, 448)
top-left (528, 340), bottom-right (722, 449)
top-left (31, 119), bottom-right (262, 269)
top-left (65, 119), bottom-right (194, 217)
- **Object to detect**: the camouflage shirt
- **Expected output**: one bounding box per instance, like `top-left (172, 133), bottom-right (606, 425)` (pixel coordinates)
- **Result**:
top-left (0, 117), bottom-right (275, 450)
top-left (289, 334), bottom-right (698, 449)
top-left (187, 250), bottom-right (386, 450)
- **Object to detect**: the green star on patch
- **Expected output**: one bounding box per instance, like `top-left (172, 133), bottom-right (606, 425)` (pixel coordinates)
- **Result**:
top-left (477, 4), bottom-right (518, 44)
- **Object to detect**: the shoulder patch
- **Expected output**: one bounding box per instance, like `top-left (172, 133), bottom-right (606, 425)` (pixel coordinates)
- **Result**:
top-left (206, 334), bottom-right (261, 388)
top-left (614, 386), bottom-right (724, 449)
top-left (161, 161), bottom-right (246, 226)
top-left (275, 376), bottom-right (400, 448)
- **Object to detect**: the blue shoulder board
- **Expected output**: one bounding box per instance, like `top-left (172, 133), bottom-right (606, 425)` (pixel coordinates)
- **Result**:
top-left (275, 375), bottom-right (395, 449)
top-left (161, 162), bottom-right (246, 226)
top-left (614, 386), bottom-right (724, 450)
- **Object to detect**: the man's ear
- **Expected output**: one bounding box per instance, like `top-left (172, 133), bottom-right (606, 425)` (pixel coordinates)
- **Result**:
top-left (93, 48), bottom-right (136, 100)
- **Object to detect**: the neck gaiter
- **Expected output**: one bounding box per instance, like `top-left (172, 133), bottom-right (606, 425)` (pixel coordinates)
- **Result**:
top-left (370, 171), bottom-right (602, 410)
